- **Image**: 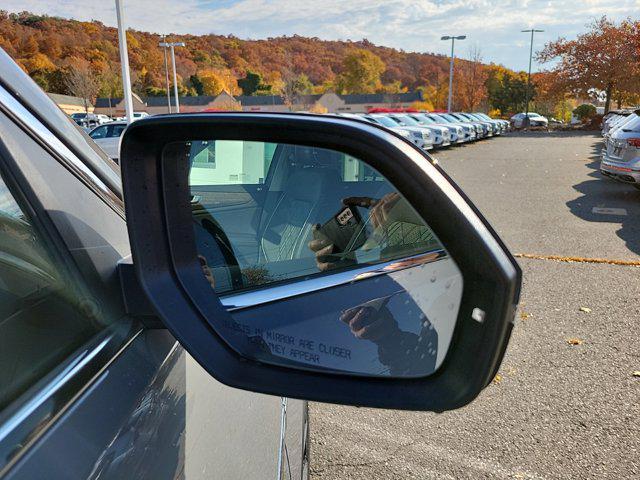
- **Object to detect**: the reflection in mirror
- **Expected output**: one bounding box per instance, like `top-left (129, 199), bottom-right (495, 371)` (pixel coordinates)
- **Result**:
top-left (166, 140), bottom-right (463, 378)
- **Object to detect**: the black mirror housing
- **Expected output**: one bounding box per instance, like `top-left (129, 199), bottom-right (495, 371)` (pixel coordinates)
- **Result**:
top-left (120, 112), bottom-right (520, 411)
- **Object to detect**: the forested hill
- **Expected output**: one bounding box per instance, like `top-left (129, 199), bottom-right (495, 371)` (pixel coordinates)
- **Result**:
top-left (0, 10), bottom-right (459, 98)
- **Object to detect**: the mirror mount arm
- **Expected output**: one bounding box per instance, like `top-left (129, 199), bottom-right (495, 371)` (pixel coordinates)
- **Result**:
top-left (118, 257), bottom-right (165, 328)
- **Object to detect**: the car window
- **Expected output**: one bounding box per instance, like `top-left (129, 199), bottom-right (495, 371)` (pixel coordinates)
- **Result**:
top-left (0, 174), bottom-right (107, 411)
top-left (89, 126), bottom-right (108, 139)
top-left (108, 125), bottom-right (126, 138)
top-left (184, 141), bottom-right (443, 295)
top-left (394, 115), bottom-right (420, 126)
top-left (372, 116), bottom-right (399, 128)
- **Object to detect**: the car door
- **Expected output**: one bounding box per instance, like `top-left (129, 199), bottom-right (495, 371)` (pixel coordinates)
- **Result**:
top-left (0, 70), bottom-right (306, 479)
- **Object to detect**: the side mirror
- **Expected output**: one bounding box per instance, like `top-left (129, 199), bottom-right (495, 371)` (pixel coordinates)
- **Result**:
top-left (120, 113), bottom-right (520, 411)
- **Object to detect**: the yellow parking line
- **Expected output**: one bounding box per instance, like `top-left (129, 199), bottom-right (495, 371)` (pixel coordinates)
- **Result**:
top-left (514, 253), bottom-right (640, 267)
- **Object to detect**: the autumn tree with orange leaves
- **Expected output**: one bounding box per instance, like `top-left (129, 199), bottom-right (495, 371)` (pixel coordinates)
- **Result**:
top-left (537, 17), bottom-right (640, 113)
top-left (454, 46), bottom-right (488, 111)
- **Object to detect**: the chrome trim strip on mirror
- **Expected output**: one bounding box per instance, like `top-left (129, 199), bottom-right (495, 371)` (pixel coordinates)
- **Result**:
top-left (220, 249), bottom-right (446, 311)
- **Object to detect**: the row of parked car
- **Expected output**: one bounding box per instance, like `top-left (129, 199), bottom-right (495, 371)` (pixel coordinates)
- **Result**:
top-left (71, 111), bottom-right (149, 131)
top-left (338, 111), bottom-right (510, 151)
top-left (599, 109), bottom-right (640, 190)
top-left (83, 110), bottom-right (509, 163)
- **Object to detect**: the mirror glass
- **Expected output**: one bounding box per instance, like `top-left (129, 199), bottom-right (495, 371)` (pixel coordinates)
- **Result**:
top-left (166, 140), bottom-right (464, 378)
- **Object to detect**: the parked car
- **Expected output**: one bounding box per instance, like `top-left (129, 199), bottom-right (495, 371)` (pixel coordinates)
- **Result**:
top-left (467, 113), bottom-right (509, 135)
top-left (337, 113), bottom-right (413, 142)
top-left (425, 113), bottom-right (483, 140)
top-left (88, 121), bottom-right (127, 162)
top-left (365, 114), bottom-right (434, 150)
top-left (387, 113), bottom-right (451, 148)
top-left (114, 112), bottom-right (150, 122)
top-left (0, 47), bottom-right (520, 479)
top-left (454, 113), bottom-right (499, 136)
top-left (408, 113), bottom-right (466, 144)
top-left (449, 112), bottom-right (492, 137)
top-left (600, 112), bottom-right (640, 190)
top-left (510, 112), bottom-right (549, 128)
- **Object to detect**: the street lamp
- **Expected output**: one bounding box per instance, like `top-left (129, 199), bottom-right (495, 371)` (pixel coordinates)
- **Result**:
top-left (159, 36), bottom-right (172, 114)
top-left (441, 35), bottom-right (466, 113)
top-left (115, 0), bottom-right (133, 124)
top-left (159, 39), bottom-right (186, 113)
top-left (521, 29), bottom-right (544, 126)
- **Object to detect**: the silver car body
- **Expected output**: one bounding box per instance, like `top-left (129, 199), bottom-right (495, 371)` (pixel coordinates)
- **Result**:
top-left (600, 114), bottom-right (640, 187)
top-left (510, 112), bottom-right (548, 128)
top-left (88, 121), bottom-right (127, 161)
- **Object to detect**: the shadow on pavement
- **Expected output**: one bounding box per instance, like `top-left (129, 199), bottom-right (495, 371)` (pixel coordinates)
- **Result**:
top-left (566, 139), bottom-right (640, 256)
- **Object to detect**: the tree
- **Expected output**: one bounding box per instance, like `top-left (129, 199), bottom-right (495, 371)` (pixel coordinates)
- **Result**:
top-left (64, 58), bottom-right (99, 112)
top-left (454, 46), bottom-right (488, 111)
top-left (537, 17), bottom-right (640, 113)
top-left (199, 69), bottom-right (240, 96)
top-left (573, 104), bottom-right (597, 122)
top-left (485, 65), bottom-right (531, 114)
top-left (336, 49), bottom-right (386, 94)
top-left (282, 72), bottom-right (312, 106)
top-left (238, 70), bottom-right (271, 95)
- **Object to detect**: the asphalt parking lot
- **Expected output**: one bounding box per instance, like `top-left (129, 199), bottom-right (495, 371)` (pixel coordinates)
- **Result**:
top-left (309, 131), bottom-right (640, 479)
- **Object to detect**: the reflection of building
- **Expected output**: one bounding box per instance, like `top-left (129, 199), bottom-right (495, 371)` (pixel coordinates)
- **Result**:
top-left (91, 91), bottom-right (423, 116)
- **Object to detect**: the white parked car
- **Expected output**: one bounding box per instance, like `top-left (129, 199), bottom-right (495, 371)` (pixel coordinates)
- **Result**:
top-left (600, 113), bottom-right (640, 190)
top-left (364, 114), bottom-right (435, 150)
top-left (510, 112), bottom-right (548, 128)
top-left (114, 112), bottom-right (150, 122)
top-left (88, 121), bottom-right (127, 162)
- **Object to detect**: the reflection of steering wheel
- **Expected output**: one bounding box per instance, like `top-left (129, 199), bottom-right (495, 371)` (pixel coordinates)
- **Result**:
top-left (192, 202), bottom-right (244, 289)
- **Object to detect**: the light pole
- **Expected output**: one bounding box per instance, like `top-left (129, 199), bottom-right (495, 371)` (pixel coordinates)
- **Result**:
top-left (441, 35), bottom-right (466, 113)
top-left (159, 39), bottom-right (185, 113)
top-left (159, 36), bottom-right (172, 114)
top-left (115, 0), bottom-right (133, 124)
top-left (521, 28), bottom-right (544, 126)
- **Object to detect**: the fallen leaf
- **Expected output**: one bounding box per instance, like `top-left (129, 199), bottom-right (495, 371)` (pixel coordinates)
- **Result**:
top-left (492, 374), bottom-right (502, 384)
top-left (520, 312), bottom-right (532, 320)
top-left (566, 338), bottom-right (583, 345)
top-left (632, 371), bottom-right (640, 377)
top-left (579, 307), bottom-right (592, 313)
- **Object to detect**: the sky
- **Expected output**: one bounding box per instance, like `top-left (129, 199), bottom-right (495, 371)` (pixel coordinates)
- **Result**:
top-left (5, 0), bottom-right (639, 71)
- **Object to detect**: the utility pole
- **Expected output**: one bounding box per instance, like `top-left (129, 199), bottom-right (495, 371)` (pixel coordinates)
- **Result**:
top-left (159, 39), bottom-right (185, 113)
top-left (115, 0), bottom-right (133, 124)
top-left (441, 35), bottom-right (466, 112)
top-left (160, 36), bottom-right (172, 113)
top-left (522, 28), bottom-right (544, 126)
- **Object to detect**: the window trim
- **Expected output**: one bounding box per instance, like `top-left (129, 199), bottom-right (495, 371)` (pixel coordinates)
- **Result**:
top-left (0, 85), bottom-right (124, 218)
top-left (0, 99), bottom-right (137, 475)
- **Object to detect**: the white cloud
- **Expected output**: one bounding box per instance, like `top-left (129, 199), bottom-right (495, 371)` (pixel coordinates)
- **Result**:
top-left (4, 0), bottom-right (637, 70)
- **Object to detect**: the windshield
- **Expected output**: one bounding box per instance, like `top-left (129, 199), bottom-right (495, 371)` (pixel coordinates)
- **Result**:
top-left (393, 115), bottom-right (420, 126)
top-left (372, 116), bottom-right (401, 128)
top-left (441, 114), bottom-right (461, 122)
top-left (413, 114), bottom-right (435, 124)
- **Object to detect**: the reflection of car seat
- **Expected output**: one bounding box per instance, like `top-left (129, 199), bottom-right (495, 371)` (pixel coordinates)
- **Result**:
top-left (260, 168), bottom-right (340, 263)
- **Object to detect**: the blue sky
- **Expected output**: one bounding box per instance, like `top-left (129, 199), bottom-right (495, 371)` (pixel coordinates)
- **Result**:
top-left (7, 0), bottom-right (639, 71)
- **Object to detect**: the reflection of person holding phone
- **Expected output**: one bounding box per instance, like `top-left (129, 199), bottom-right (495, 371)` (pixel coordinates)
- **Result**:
top-left (308, 192), bottom-right (423, 272)
top-left (340, 298), bottom-right (438, 377)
